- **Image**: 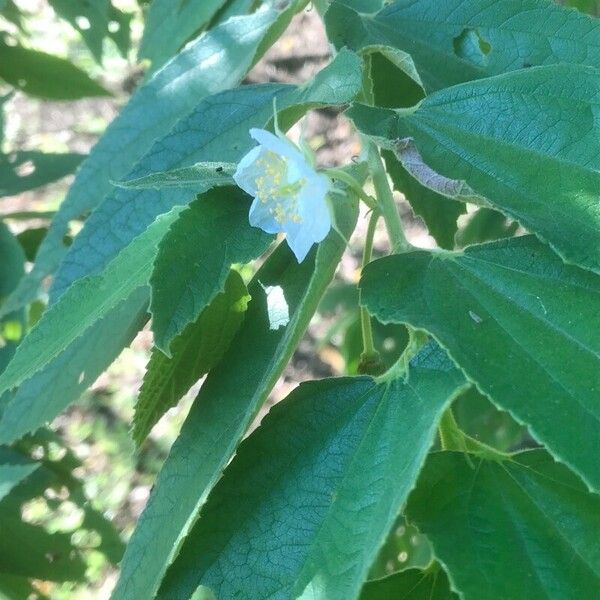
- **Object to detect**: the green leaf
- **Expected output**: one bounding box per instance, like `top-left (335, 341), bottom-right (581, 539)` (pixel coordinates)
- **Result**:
top-left (325, 0), bottom-right (600, 92)
top-left (0, 0), bottom-right (23, 30)
top-left (453, 387), bottom-right (526, 453)
top-left (0, 430), bottom-right (123, 582)
top-left (0, 446), bottom-right (37, 502)
top-left (0, 293), bottom-right (147, 444)
top-left (211, 0), bottom-right (254, 25)
top-left (0, 151), bottom-right (85, 197)
top-left (48, 0), bottom-right (132, 62)
top-left (0, 208), bottom-right (182, 403)
top-left (355, 66), bottom-right (600, 273)
top-left (48, 49), bottom-right (361, 300)
top-left (383, 150), bottom-right (465, 250)
top-left (454, 207), bottom-right (518, 249)
top-left (0, 573), bottom-right (48, 600)
top-left (158, 344), bottom-right (466, 600)
top-left (111, 195), bottom-right (358, 600)
top-left (139, 0), bottom-right (226, 71)
top-left (360, 235), bottom-right (600, 491)
top-left (360, 567), bottom-right (457, 600)
top-left (339, 0), bottom-right (385, 12)
top-left (1, 7), bottom-right (284, 315)
top-left (132, 270), bottom-right (250, 446)
top-left (407, 450), bottom-right (600, 599)
top-left (0, 51), bottom-right (362, 447)
top-left (0, 515), bottom-right (87, 581)
top-left (0, 222), bottom-right (25, 374)
top-left (117, 161), bottom-right (236, 190)
top-left (151, 187), bottom-right (272, 353)
top-left (0, 39), bottom-right (110, 100)
top-left (363, 45), bottom-right (424, 109)
top-left (16, 227), bottom-right (47, 263)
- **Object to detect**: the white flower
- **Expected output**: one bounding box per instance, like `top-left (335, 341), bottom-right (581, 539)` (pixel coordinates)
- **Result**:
top-left (233, 128), bottom-right (332, 262)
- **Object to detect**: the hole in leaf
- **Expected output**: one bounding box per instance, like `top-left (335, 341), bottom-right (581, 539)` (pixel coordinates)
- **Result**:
top-left (75, 16), bottom-right (91, 30)
top-left (16, 159), bottom-right (35, 177)
top-left (453, 28), bottom-right (491, 67)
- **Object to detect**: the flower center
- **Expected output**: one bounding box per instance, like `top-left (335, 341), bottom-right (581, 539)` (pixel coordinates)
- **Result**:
top-left (254, 151), bottom-right (305, 225)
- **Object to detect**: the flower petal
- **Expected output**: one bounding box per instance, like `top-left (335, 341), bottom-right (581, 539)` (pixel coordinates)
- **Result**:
top-left (233, 145), bottom-right (266, 196)
top-left (285, 223), bottom-right (317, 262)
top-left (297, 174), bottom-right (332, 242)
top-left (248, 197), bottom-right (282, 235)
top-left (249, 128), bottom-right (307, 167)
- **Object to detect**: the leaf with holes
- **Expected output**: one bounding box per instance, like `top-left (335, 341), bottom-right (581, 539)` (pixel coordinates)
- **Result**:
top-left (325, 0), bottom-right (600, 91)
top-left (111, 192), bottom-right (359, 600)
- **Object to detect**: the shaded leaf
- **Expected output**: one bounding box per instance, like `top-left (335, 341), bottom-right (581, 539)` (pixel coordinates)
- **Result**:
top-left (360, 567), bottom-right (457, 600)
top-left (360, 235), bottom-right (600, 490)
top-left (455, 207), bottom-right (518, 249)
top-left (407, 451), bottom-right (600, 599)
top-left (0, 40), bottom-right (110, 99)
top-left (383, 149), bottom-right (465, 250)
top-left (0, 446), bottom-right (37, 502)
top-left (325, 0), bottom-right (600, 92)
top-left (151, 187), bottom-right (272, 352)
top-left (158, 344), bottom-right (466, 600)
top-left (111, 193), bottom-right (358, 600)
top-left (0, 151), bottom-right (84, 197)
top-left (132, 270), bottom-right (250, 446)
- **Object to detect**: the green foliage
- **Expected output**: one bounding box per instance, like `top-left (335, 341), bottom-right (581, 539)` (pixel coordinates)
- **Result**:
top-left (0, 222), bottom-right (25, 374)
top-left (325, 0), bottom-right (600, 91)
top-left (0, 39), bottom-right (110, 100)
top-left (351, 65), bottom-right (600, 273)
top-left (1, 0), bottom-right (600, 597)
top-left (48, 0), bottom-right (133, 62)
top-left (139, 0), bottom-right (227, 71)
top-left (150, 187), bottom-right (272, 353)
top-left (1, 6), bottom-right (286, 316)
top-left (407, 450), bottom-right (600, 598)
top-left (112, 193), bottom-right (359, 600)
top-left (361, 236), bottom-right (600, 490)
top-left (0, 151), bottom-right (84, 197)
top-left (0, 208), bottom-right (183, 418)
top-left (0, 430), bottom-right (124, 595)
top-left (158, 343), bottom-right (465, 600)
top-left (133, 269), bottom-right (250, 446)
top-left (360, 566), bottom-right (457, 600)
